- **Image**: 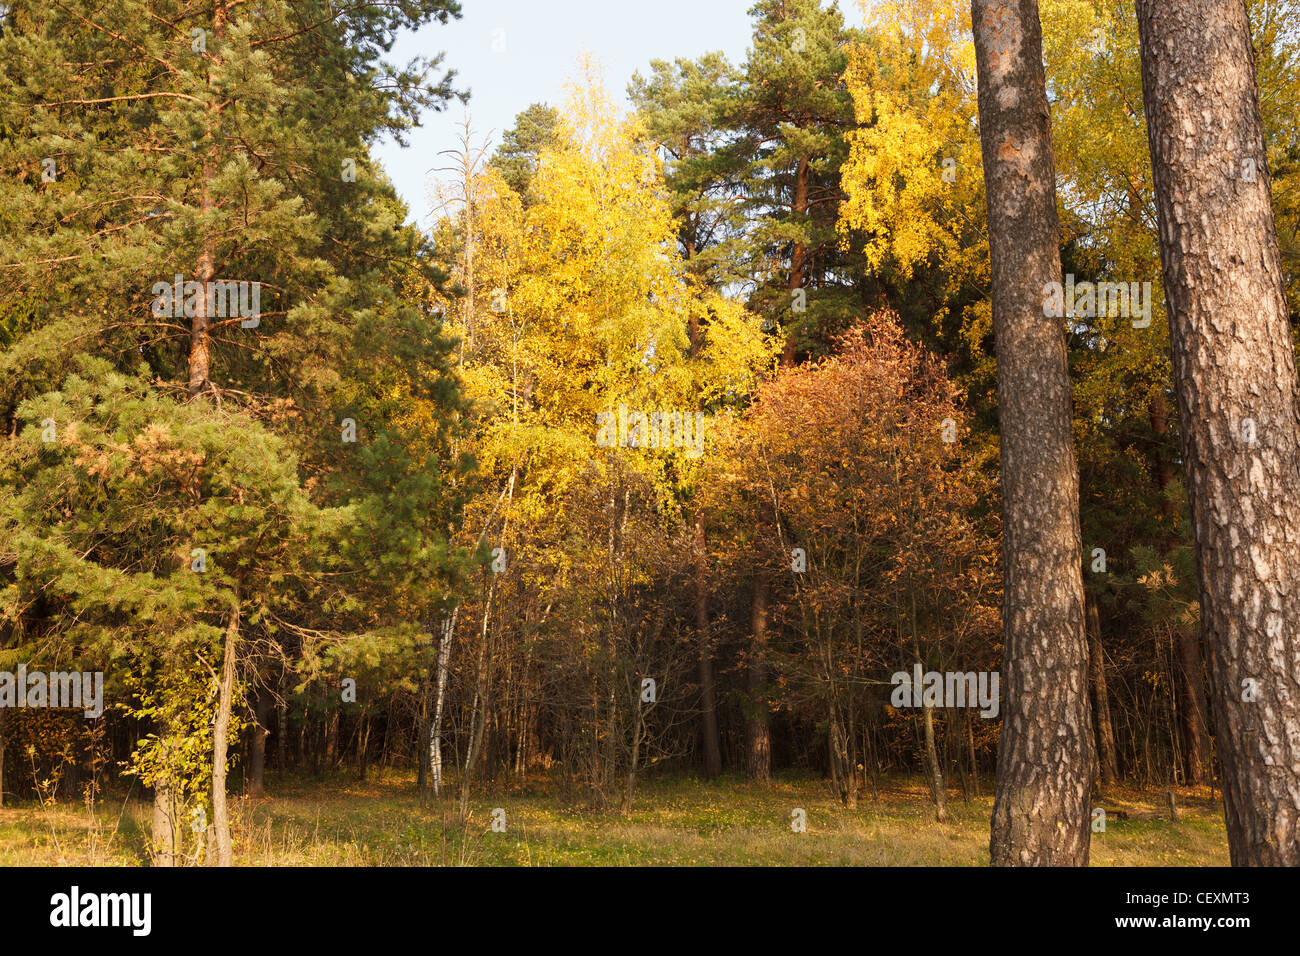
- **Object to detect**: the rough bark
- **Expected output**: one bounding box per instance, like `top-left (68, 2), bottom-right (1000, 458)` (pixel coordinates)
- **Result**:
top-left (972, 0), bottom-right (1095, 866)
top-left (1136, 0), bottom-right (1300, 864)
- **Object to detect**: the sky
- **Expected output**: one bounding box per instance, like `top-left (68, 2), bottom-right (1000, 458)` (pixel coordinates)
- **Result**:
top-left (372, 0), bottom-right (761, 227)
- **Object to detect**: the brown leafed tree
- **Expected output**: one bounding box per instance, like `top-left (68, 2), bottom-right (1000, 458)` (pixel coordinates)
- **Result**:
top-left (971, 0), bottom-right (1094, 866)
top-left (707, 314), bottom-right (1000, 815)
top-left (1136, 0), bottom-right (1300, 865)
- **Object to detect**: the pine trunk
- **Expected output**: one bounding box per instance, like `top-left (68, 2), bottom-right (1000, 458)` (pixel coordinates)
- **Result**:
top-left (186, 5), bottom-right (225, 400)
top-left (1136, 0), bottom-right (1300, 864)
top-left (972, 0), bottom-right (1095, 866)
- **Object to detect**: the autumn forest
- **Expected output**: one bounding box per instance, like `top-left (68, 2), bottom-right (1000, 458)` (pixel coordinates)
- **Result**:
top-left (1, 0), bottom-right (1298, 876)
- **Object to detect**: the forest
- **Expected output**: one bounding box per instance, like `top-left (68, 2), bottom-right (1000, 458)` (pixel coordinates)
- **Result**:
top-left (0, 0), bottom-right (1298, 869)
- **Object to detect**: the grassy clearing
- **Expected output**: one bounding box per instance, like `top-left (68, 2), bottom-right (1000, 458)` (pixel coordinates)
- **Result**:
top-left (0, 771), bottom-right (1229, 866)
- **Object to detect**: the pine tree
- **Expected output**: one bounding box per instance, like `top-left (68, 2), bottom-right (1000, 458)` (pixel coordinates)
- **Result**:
top-left (972, 0), bottom-right (1094, 866)
top-left (721, 0), bottom-right (866, 365)
top-left (1137, 0), bottom-right (1300, 865)
top-left (0, 0), bottom-right (467, 864)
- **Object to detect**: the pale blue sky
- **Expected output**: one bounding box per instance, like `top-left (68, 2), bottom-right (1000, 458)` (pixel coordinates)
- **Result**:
top-left (373, 0), bottom-right (763, 226)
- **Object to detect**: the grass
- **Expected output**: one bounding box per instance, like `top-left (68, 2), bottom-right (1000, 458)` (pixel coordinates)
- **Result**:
top-left (0, 771), bottom-right (1230, 866)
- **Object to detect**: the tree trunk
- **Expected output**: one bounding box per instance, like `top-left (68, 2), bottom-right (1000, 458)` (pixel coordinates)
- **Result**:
top-left (459, 583), bottom-right (494, 821)
top-left (784, 156), bottom-right (811, 366)
top-left (746, 576), bottom-right (772, 781)
top-left (325, 710), bottom-right (339, 770)
top-left (828, 700), bottom-right (857, 809)
top-left (686, 300), bottom-right (721, 781)
top-left (966, 708), bottom-right (981, 798)
top-left (1087, 597), bottom-right (1120, 790)
top-left (1149, 393), bottom-right (1179, 521)
top-left (305, 712), bottom-right (315, 776)
top-left (950, 706), bottom-right (970, 802)
top-left (1176, 626), bottom-right (1210, 786)
top-left (972, 0), bottom-right (1094, 866)
top-left (248, 689), bottom-right (271, 798)
top-left (276, 698), bottom-right (287, 773)
top-left (923, 701), bottom-right (948, 822)
top-left (863, 714), bottom-right (881, 799)
top-left (694, 511), bottom-right (722, 778)
top-left (187, 244), bottom-right (215, 397)
top-left (429, 610), bottom-right (456, 797)
top-left (151, 778), bottom-right (178, 868)
top-left (514, 637), bottom-right (536, 775)
top-left (1150, 393), bottom-right (1210, 786)
top-left (622, 683), bottom-right (645, 815)
top-left (186, 4), bottom-right (226, 400)
top-left (415, 684), bottom-right (429, 793)
top-left (1136, 0), bottom-right (1300, 864)
top-left (211, 601), bottom-right (239, 867)
top-left (356, 712), bottom-right (371, 781)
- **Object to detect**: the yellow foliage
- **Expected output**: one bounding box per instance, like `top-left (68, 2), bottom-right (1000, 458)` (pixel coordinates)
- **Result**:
top-left (839, 0), bottom-right (984, 289)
